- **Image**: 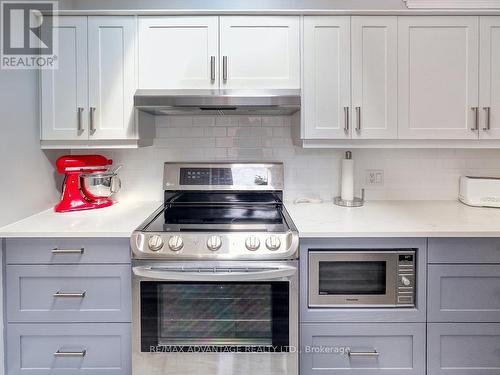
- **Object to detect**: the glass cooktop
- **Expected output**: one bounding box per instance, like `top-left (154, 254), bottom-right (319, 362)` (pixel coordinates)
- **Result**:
top-left (143, 192), bottom-right (288, 233)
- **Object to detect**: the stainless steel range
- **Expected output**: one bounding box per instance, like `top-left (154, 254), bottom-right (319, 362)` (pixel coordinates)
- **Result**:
top-left (131, 162), bottom-right (299, 375)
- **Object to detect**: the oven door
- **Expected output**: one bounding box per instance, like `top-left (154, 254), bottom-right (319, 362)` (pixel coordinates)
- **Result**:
top-left (309, 251), bottom-right (398, 307)
top-left (132, 261), bottom-right (298, 375)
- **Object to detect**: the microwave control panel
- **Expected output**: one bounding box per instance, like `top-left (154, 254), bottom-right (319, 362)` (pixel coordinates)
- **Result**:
top-left (396, 252), bottom-right (416, 306)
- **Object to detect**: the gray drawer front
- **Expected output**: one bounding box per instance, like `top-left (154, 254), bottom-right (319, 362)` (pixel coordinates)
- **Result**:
top-left (6, 238), bottom-right (130, 264)
top-left (428, 238), bottom-right (500, 264)
top-left (6, 265), bottom-right (131, 323)
top-left (6, 323), bottom-right (131, 375)
top-left (428, 265), bottom-right (500, 323)
top-left (301, 323), bottom-right (425, 375)
top-left (428, 323), bottom-right (500, 375)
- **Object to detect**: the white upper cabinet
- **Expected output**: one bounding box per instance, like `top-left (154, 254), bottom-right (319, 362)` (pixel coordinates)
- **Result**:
top-left (138, 17), bottom-right (219, 89)
top-left (88, 16), bottom-right (136, 140)
top-left (479, 16), bottom-right (500, 139)
top-left (351, 16), bottom-right (398, 139)
top-left (302, 16), bottom-right (351, 139)
top-left (219, 16), bottom-right (300, 89)
top-left (41, 17), bottom-right (88, 141)
top-left (398, 16), bottom-right (479, 140)
top-left (41, 16), bottom-right (149, 148)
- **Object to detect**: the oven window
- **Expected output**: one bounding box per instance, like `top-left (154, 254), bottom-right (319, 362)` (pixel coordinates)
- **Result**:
top-left (318, 261), bottom-right (387, 295)
top-left (140, 282), bottom-right (289, 352)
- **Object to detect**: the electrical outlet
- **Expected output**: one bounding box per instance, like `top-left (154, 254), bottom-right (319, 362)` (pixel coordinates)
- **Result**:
top-left (365, 170), bottom-right (384, 186)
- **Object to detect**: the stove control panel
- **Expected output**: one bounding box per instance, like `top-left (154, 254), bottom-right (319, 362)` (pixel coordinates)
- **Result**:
top-left (132, 231), bottom-right (299, 260)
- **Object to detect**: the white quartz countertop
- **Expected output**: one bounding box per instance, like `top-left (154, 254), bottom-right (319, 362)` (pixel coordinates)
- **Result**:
top-left (284, 200), bottom-right (500, 238)
top-left (0, 201), bottom-right (162, 238)
top-left (1, 200), bottom-right (500, 238)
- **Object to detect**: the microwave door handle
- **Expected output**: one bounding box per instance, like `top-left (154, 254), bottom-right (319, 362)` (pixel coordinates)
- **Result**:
top-left (132, 266), bottom-right (296, 282)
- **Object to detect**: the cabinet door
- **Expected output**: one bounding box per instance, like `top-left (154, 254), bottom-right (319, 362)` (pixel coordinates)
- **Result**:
top-left (428, 323), bottom-right (500, 375)
top-left (303, 16), bottom-right (351, 139)
top-left (219, 16), bottom-right (300, 89)
top-left (41, 16), bottom-right (88, 140)
top-left (351, 16), bottom-right (398, 139)
top-left (398, 17), bottom-right (479, 139)
top-left (428, 264), bottom-right (500, 323)
top-left (301, 323), bottom-right (426, 375)
top-left (479, 17), bottom-right (500, 139)
top-left (88, 17), bottom-right (136, 140)
top-left (138, 16), bottom-right (218, 89)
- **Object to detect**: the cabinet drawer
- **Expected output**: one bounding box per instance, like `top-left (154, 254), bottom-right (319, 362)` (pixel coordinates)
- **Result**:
top-left (6, 323), bottom-right (131, 375)
top-left (300, 323), bottom-right (425, 375)
top-left (6, 265), bottom-right (131, 323)
top-left (6, 238), bottom-right (130, 264)
top-left (428, 238), bottom-right (500, 264)
top-left (428, 264), bottom-right (500, 322)
top-left (428, 323), bottom-right (500, 375)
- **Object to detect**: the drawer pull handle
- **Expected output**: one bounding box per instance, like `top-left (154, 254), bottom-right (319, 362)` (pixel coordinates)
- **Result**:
top-left (51, 248), bottom-right (84, 255)
top-left (53, 291), bottom-right (86, 298)
top-left (54, 349), bottom-right (87, 357)
top-left (348, 350), bottom-right (380, 357)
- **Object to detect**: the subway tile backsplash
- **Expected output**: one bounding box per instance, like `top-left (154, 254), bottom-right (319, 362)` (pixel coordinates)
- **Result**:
top-left (74, 115), bottom-right (500, 202)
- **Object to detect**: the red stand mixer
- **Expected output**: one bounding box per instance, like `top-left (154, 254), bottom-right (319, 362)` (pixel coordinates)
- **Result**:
top-left (55, 155), bottom-right (121, 213)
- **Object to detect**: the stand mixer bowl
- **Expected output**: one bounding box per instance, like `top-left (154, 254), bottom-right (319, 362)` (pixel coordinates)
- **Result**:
top-left (81, 171), bottom-right (121, 199)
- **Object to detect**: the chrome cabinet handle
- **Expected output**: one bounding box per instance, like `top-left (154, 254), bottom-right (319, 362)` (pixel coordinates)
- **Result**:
top-left (483, 107), bottom-right (491, 131)
top-left (77, 107), bottom-right (84, 132)
top-left (355, 106), bottom-right (361, 132)
top-left (53, 291), bottom-right (86, 298)
top-left (471, 107), bottom-right (479, 131)
top-left (223, 56), bottom-right (228, 82)
top-left (52, 248), bottom-right (84, 254)
top-left (348, 350), bottom-right (380, 357)
top-left (344, 106), bottom-right (350, 133)
top-left (89, 107), bottom-right (96, 135)
top-left (210, 56), bottom-right (216, 82)
top-left (54, 349), bottom-right (87, 357)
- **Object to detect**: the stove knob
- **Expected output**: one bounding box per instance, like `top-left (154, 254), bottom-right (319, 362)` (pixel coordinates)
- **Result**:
top-left (265, 236), bottom-right (281, 251)
top-left (207, 235), bottom-right (222, 251)
top-left (168, 235), bottom-right (184, 252)
top-left (245, 236), bottom-right (260, 251)
top-left (148, 235), bottom-right (164, 252)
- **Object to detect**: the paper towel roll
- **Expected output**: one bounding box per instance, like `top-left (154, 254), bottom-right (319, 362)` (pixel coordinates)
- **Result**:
top-left (341, 156), bottom-right (354, 201)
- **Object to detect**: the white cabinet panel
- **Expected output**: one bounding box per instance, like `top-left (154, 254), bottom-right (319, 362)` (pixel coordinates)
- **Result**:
top-left (479, 16), bottom-right (500, 139)
top-left (138, 17), bottom-right (218, 89)
top-left (88, 17), bottom-right (136, 140)
top-left (351, 16), bottom-right (398, 139)
top-left (220, 16), bottom-right (300, 89)
top-left (41, 17), bottom-right (87, 141)
top-left (398, 16), bottom-right (479, 139)
top-left (303, 16), bottom-right (351, 139)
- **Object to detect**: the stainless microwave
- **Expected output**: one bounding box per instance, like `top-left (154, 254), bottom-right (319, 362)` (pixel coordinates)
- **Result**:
top-left (308, 250), bottom-right (416, 308)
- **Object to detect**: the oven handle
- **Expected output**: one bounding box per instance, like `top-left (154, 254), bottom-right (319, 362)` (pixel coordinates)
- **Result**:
top-left (132, 265), bottom-right (297, 282)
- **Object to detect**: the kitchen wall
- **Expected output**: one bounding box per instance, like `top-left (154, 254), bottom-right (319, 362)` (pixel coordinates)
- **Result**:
top-left (76, 115), bottom-right (500, 202)
top-left (0, 70), bottom-right (62, 228)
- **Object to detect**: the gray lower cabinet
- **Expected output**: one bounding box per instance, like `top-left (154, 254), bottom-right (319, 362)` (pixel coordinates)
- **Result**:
top-left (4, 238), bottom-right (132, 375)
top-left (428, 264), bottom-right (500, 322)
top-left (300, 323), bottom-right (426, 375)
top-left (6, 323), bottom-right (131, 375)
top-left (427, 323), bottom-right (500, 375)
top-left (6, 264), bottom-right (132, 322)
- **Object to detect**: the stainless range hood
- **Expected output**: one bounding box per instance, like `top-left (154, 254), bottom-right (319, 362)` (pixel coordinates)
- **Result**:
top-left (134, 89), bottom-right (301, 116)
